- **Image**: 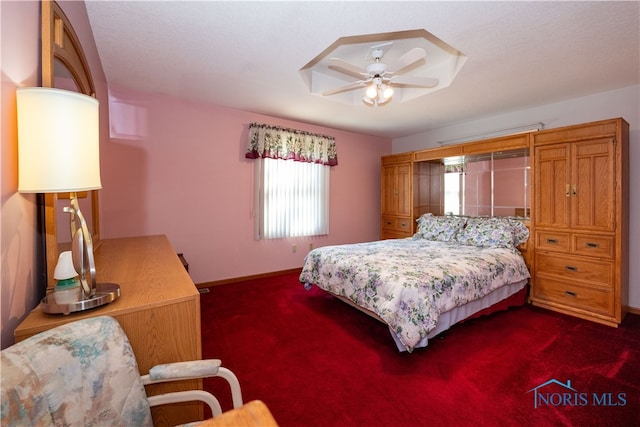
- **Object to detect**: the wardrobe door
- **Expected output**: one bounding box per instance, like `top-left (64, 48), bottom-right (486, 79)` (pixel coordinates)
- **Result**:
top-left (571, 138), bottom-right (615, 231)
top-left (534, 144), bottom-right (571, 229)
top-left (381, 163), bottom-right (411, 216)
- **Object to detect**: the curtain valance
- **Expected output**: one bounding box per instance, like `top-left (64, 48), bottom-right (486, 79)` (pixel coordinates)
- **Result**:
top-left (245, 122), bottom-right (338, 166)
top-left (444, 163), bottom-right (466, 173)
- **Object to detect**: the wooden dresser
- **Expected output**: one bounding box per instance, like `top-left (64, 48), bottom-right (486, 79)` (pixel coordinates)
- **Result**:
top-left (530, 118), bottom-right (629, 326)
top-left (14, 235), bottom-right (203, 426)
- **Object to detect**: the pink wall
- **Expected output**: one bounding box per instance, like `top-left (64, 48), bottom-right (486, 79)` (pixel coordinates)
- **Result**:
top-left (102, 85), bottom-right (391, 284)
top-left (1, 0), bottom-right (40, 349)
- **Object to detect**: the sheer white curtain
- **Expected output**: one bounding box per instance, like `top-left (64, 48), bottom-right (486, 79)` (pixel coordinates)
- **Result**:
top-left (246, 122), bottom-right (337, 240)
top-left (255, 158), bottom-right (329, 239)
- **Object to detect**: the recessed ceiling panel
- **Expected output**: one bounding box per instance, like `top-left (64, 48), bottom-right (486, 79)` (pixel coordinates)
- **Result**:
top-left (300, 29), bottom-right (467, 106)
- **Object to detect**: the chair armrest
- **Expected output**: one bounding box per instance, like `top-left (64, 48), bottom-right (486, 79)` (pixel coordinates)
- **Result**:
top-left (140, 359), bottom-right (243, 415)
top-left (141, 359), bottom-right (222, 384)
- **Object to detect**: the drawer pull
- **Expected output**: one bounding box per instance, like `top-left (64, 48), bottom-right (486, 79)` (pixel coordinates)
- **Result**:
top-left (565, 184), bottom-right (570, 197)
top-left (386, 221), bottom-right (392, 226)
top-left (564, 290), bottom-right (578, 298)
top-left (546, 238), bottom-right (558, 244)
top-left (565, 266), bottom-right (578, 272)
top-left (400, 222), bottom-right (407, 227)
top-left (586, 242), bottom-right (600, 248)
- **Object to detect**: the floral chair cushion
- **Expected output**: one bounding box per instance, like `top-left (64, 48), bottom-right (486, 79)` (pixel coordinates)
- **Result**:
top-left (1, 316), bottom-right (152, 426)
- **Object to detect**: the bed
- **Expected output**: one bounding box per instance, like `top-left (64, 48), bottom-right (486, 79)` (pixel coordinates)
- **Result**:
top-left (299, 214), bottom-right (531, 352)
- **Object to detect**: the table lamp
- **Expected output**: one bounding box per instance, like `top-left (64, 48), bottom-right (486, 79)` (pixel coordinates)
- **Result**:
top-left (17, 87), bottom-right (120, 315)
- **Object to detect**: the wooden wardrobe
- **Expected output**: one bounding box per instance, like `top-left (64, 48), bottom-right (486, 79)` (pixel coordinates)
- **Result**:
top-left (530, 118), bottom-right (629, 326)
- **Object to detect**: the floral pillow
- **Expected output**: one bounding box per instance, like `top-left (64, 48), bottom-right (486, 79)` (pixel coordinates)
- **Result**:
top-left (415, 213), bottom-right (467, 242)
top-left (509, 218), bottom-right (530, 247)
top-left (456, 217), bottom-right (529, 248)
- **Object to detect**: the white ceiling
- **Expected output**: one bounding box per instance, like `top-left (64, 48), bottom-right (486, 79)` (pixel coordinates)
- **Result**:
top-left (85, 1), bottom-right (640, 139)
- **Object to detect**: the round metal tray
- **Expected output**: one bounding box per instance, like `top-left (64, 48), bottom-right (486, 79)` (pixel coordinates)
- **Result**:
top-left (41, 282), bottom-right (121, 315)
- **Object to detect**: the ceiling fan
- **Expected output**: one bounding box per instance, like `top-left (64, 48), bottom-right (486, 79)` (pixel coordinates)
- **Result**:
top-left (323, 42), bottom-right (439, 106)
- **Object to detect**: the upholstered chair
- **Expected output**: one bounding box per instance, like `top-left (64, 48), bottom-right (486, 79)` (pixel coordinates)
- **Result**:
top-left (1, 316), bottom-right (242, 426)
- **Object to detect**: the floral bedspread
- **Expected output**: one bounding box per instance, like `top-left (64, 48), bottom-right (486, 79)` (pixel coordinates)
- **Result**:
top-left (299, 238), bottom-right (530, 352)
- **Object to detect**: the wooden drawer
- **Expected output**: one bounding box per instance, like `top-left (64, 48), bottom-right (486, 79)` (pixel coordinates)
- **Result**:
top-left (381, 216), bottom-right (412, 233)
top-left (532, 276), bottom-right (614, 316)
top-left (572, 234), bottom-right (614, 259)
top-left (535, 253), bottom-right (612, 287)
top-left (396, 217), bottom-right (412, 233)
top-left (535, 231), bottom-right (570, 252)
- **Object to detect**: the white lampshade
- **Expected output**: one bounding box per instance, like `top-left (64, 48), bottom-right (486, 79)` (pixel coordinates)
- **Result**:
top-left (17, 87), bottom-right (101, 193)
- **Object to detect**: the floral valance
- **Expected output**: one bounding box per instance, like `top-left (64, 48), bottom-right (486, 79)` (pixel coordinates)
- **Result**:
top-left (444, 163), bottom-right (466, 173)
top-left (245, 122), bottom-right (338, 166)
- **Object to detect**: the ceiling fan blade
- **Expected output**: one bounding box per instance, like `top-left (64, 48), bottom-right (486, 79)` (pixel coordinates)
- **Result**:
top-left (386, 47), bottom-right (427, 75)
top-left (390, 75), bottom-right (439, 88)
top-left (327, 58), bottom-right (367, 79)
top-left (322, 80), bottom-right (367, 96)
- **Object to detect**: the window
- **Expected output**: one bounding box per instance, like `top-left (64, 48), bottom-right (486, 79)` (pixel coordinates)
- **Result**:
top-left (245, 123), bottom-right (338, 240)
top-left (444, 171), bottom-right (462, 215)
top-left (255, 158), bottom-right (329, 239)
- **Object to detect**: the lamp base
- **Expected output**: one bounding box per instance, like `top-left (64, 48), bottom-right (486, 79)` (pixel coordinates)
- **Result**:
top-left (41, 282), bottom-right (121, 315)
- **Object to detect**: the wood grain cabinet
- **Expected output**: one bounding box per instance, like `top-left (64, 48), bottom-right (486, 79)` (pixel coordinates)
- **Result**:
top-left (381, 153), bottom-right (413, 239)
top-left (14, 235), bottom-right (203, 427)
top-left (530, 118), bottom-right (629, 326)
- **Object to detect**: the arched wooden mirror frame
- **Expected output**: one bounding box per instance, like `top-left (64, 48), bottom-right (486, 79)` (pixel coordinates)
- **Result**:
top-left (41, 0), bottom-right (100, 286)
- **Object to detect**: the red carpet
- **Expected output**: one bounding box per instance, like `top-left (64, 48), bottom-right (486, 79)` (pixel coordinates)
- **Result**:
top-left (201, 272), bottom-right (640, 426)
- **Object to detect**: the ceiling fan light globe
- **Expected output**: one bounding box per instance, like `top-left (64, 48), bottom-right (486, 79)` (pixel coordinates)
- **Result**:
top-left (382, 85), bottom-right (394, 99)
top-left (378, 95), bottom-right (391, 105)
top-left (366, 85), bottom-right (378, 99)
